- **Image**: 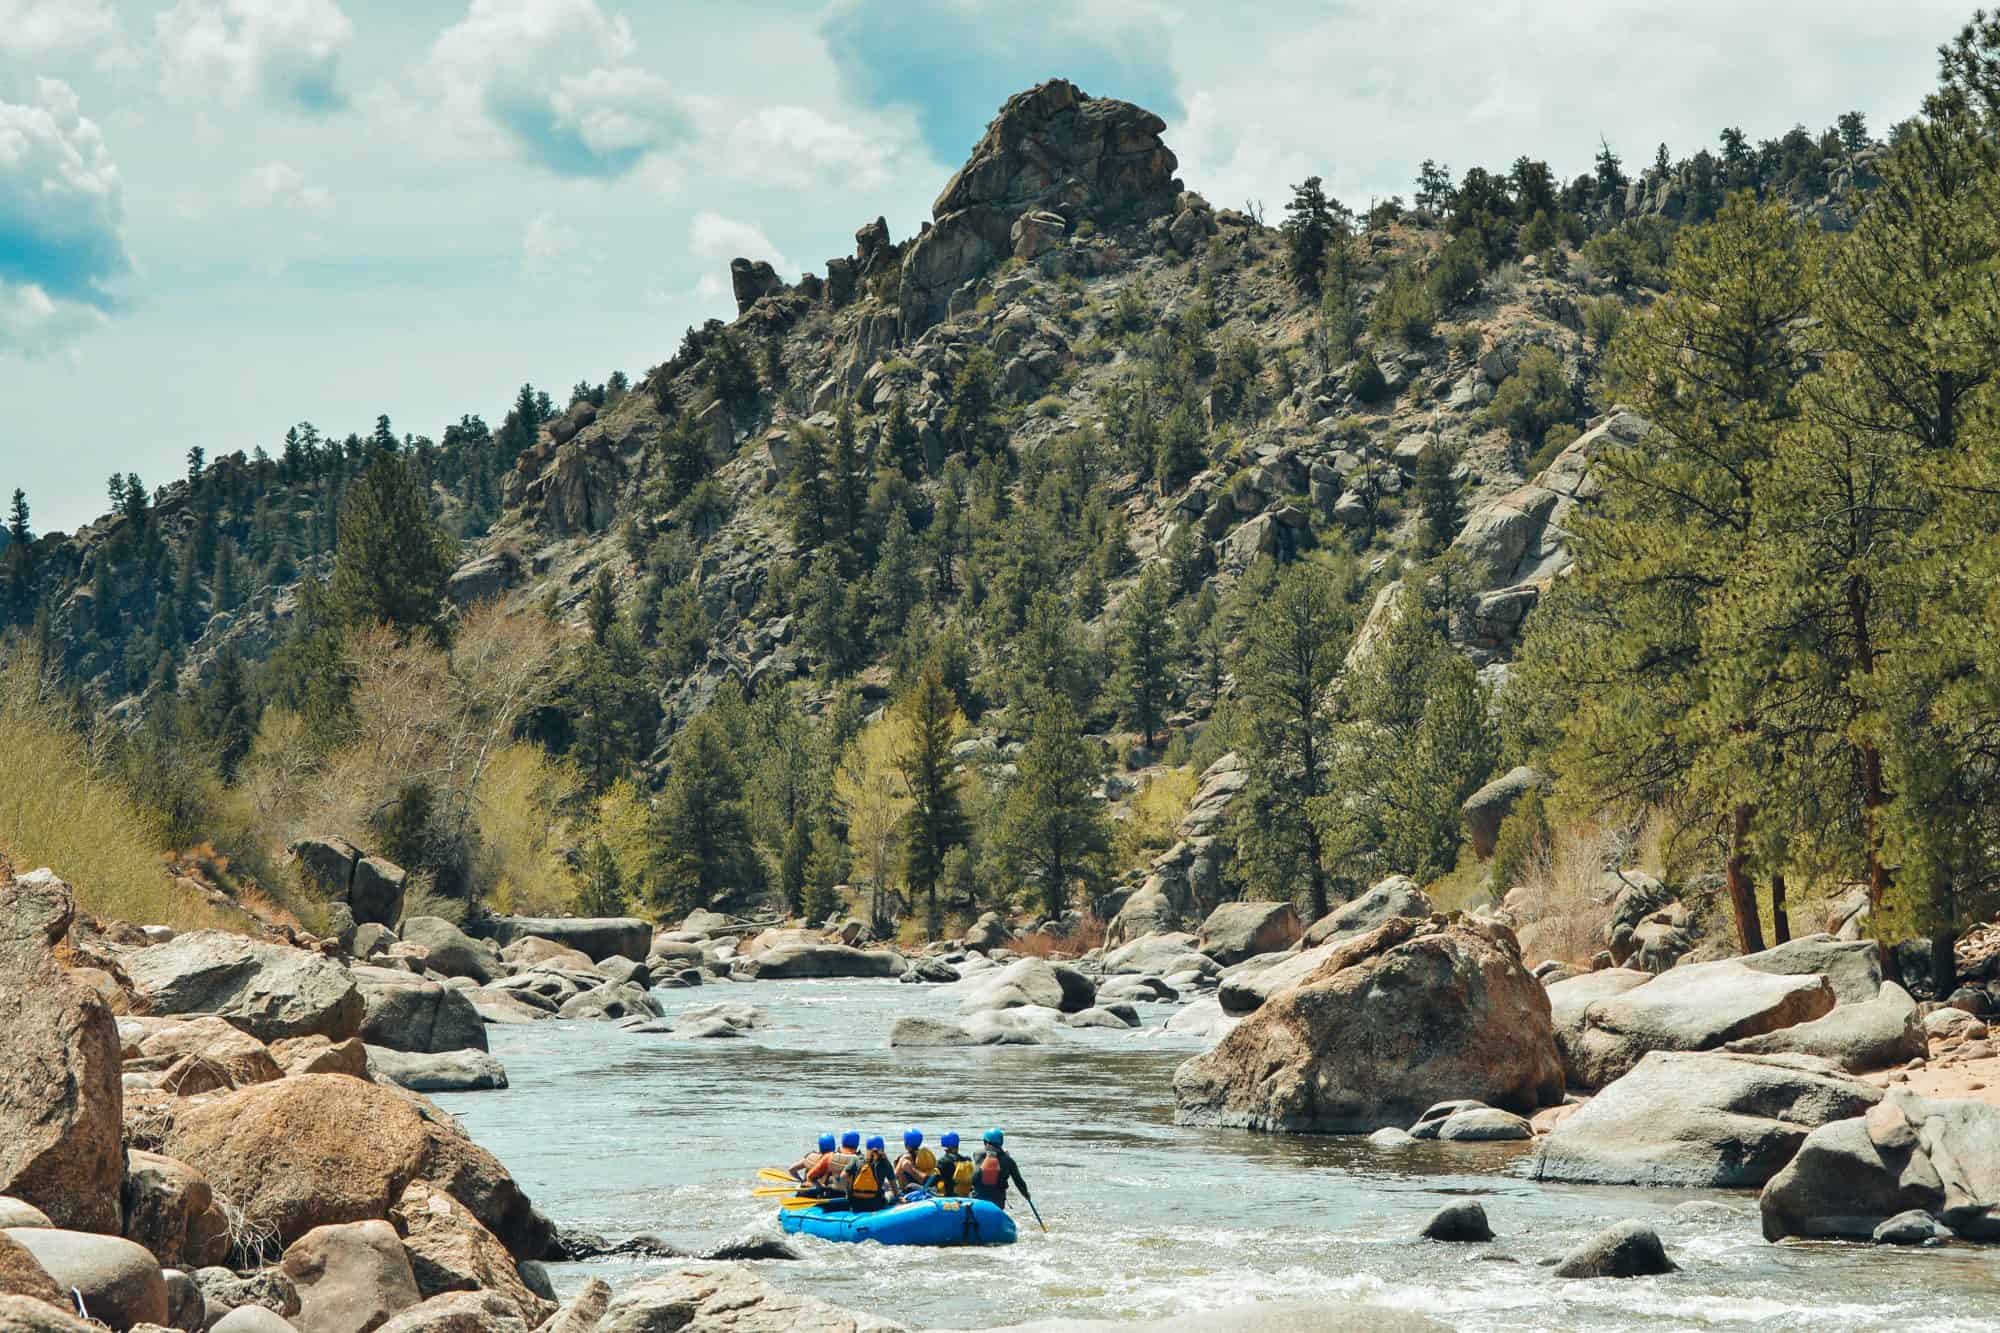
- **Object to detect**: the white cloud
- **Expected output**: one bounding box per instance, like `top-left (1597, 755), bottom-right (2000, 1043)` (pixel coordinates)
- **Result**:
top-left (240, 160), bottom-right (330, 210)
top-left (0, 0), bottom-right (118, 55)
top-left (689, 211), bottom-right (788, 273)
top-left (723, 105), bottom-right (905, 190)
top-left (0, 78), bottom-right (130, 356)
top-left (429, 0), bottom-right (692, 177)
top-left (155, 0), bottom-right (353, 114)
top-left (520, 210), bottom-right (583, 278)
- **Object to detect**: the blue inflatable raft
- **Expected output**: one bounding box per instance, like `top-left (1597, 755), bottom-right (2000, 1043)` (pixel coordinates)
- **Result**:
top-left (779, 1194), bottom-right (1017, 1246)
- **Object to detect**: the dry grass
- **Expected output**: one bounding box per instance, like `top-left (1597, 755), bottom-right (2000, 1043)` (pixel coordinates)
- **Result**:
top-left (1513, 821), bottom-right (1618, 966)
top-left (0, 650), bottom-right (229, 931)
top-left (1011, 915), bottom-right (1107, 959)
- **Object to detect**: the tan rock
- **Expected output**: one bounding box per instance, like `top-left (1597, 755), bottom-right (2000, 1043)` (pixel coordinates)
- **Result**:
top-left (271, 1037), bottom-right (371, 1079)
top-left (136, 1017), bottom-right (283, 1088)
top-left (281, 1219), bottom-right (421, 1333)
top-left (121, 1151), bottom-right (229, 1271)
top-left (0, 1293), bottom-right (93, 1331)
top-left (0, 871), bottom-right (125, 1233)
top-left (390, 1183), bottom-right (554, 1328)
top-left (598, 1264), bottom-right (905, 1332)
top-left (0, 1231), bottom-right (61, 1305)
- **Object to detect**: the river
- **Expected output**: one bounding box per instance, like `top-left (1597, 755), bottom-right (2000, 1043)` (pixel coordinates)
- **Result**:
top-left (433, 977), bottom-right (2000, 1331)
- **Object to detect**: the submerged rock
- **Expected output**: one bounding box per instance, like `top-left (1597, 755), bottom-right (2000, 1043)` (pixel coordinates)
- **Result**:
top-left (1420, 1200), bottom-right (1493, 1242)
top-left (1552, 1220), bottom-right (1677, 1279)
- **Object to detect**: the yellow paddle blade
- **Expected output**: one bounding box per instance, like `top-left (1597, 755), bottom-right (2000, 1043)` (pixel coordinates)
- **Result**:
top-left (779, 1196), bottom-right (826, 1209)
top-left (751, 1185), bottom-right (808, 1197)
top-left (757, 1168), bottom-right (800, 1185)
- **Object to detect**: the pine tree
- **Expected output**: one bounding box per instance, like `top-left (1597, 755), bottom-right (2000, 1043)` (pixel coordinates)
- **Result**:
top-left (884, 389), bottom-right (923, 479)
top-left (778, 811), bottom-right (811, 915)
top-left (1414, 446), bottom-right (1462, 556)
top-left (577, 838), bottom-right (627, 916)
top-left (942, 351), bottom-right (1000, 457)
top-left (1233, 559), bottom-right (1351, 918)
top-left (327, 452), bottom-right (456, 634)
top-left (1155, 404), bottom-right (1205, 495)
top-left (1281, 175), bottom-right (1337, 298)
top-left (870, 507), bottom-right (922, 643)
top-left (0, 489), bottom-right (33, 627)
top-left (788, 424), bottom-right (833, 551)
top-left (1000, 694), bottom-right (1111, 918)
top-left (647, 713), bottom-right (762, 911)
top-left (896, 662), bottom-right (968, 932)
top-left (1115, 565), bottom-right (1174, 750)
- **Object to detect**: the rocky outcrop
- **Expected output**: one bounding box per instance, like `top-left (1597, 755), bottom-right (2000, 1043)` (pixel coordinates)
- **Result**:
top-left (1531, 1050), bottom-right (1881, 1187)
top-left (471, 917), bottom-right (650, 964)
top-left (955, 958), bottom-right (1095, 1015)
top-left (730, 944), bottom-right (902, 980)
top-left (364, 1047), bottom-right (509, 1094)
top-left (1737, 934), bottom-right (1883, 1007)
top-left (1302, 876), bottom-right (1434, 947)
top-left (1723, 982), bottom-right (1925, 1073)
top-left (597, 1264), bottom-right (905, 1332)
top-left (397, 919), bottom-right (499, 985)
top-left (1562, 958), bottom-right (1836, 1088)
top-left (899, 80), bottom-right (1179, 338)
top-left (392, 1181), bottom-right (553, 1328)
top-left (125, 932), bottom-right (364, 1043)
top-left (1173, 919), bottom-right (1563, 1133)
top-left (1196, 901), bottom-right (1301, 966)
top-left (1761, 1093), bottom-right (2000, 1241)
top-left (133, 1016), bottom-right (286, 1088)
top-left (730, 258), bottom-right (785, 314)
top-left (1460, 767), bottom-right (1540, 859)
top-left (1543, 968), bottom-right (1651, 1089)
top-left (159, 1075), bottom-right (551, 1261)
top-left (287, 839), bottom-right (407, 928)
top-left (356, 974), bottom-right (489, 1055)
top-left (0, 870), bottom-right (125, 1234)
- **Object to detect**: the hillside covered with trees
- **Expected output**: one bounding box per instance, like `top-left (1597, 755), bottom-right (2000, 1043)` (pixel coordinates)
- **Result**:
top-left (2, 12), bottom-right (1997, 995)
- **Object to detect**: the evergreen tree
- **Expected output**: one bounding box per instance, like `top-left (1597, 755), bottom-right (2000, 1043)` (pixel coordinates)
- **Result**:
top-left (896, 662), bottom-right (968, 932)
top-left (778, 811), bottom-right (811, 915)
top-left (196, 647), bottom-right (255, 781)
top-left (1000, 695), bottom-right (1110, 918)
top-left (788, 424), bottom-right (833, 550)
top-left (572, 599), bottom-right (656, 794)
top-left (1155, 403), bottom-right (1205, 494)
top-left (942, 351), bottom-right (1001, 457)
top-left (647, 712), bottom-right (762, 910)
top-left (1115, 565), bottom-right (1174, 750)
top-left (577, 838), bottom-right (627, 916)
top-left (1414, 446), bottom-right (1463, 556)
top-left (0, 489), bottom-right (33, 627)
top-left (1233, 560), bottom-right (1351, 918)
top-left (870, 507), bottom-right (923, 643)
top-left (327, 452), bottom-right (456, 634)
top-left (1281, 175), bottom-right (1338, 298)
top-left (884, 389), bottom-right (923, 478)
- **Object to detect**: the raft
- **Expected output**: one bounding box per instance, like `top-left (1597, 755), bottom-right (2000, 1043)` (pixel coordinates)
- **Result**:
top-left (779, 1194), bottom-right (1017, 1246)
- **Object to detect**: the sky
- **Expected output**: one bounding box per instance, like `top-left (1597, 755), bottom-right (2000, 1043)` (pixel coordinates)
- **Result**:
top-left (0, 0), bottom-right (1975, 532)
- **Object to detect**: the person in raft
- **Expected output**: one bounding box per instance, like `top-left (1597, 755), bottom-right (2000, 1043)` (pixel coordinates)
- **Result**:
top-left (893, 1128), bottom-right (936, 1196)
top-left (971, 1128), bottom-right (1032, 1209)
top-left (931, 1130), bottom-right (974, 1197)
top-left (789, 1133), bottom-right (836, 1185)
top-left (841, 1134), bottom-right (898, 1212)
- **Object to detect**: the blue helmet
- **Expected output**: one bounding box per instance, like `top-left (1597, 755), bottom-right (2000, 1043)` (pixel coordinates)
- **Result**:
top-left (983, 1128), bottom-right (1004, 1147)
top-left (865, 1134), bottom-right (885, 1152)
top-left (940, 1131), bottom-right (960, 1150)
top-left (817, 1133), bottom-right (835, 1153)
top-left (841, 1131), bottom-right (861, 1151)
top-left (903, 1128), bottom-right (923, 1151)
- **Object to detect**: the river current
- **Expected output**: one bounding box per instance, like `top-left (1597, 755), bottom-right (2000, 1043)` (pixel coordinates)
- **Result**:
top-left (433, 977), bottom-right (2000, 1331)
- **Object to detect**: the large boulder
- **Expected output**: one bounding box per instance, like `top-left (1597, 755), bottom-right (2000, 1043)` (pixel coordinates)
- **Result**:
top-left (1551, 1221), bottom-right (1676, 1279)
top-left (120, 1152), bottom-right (228, 1271)
top-left (1542, 968), bottom-right (1651, 1089)
top-left (396, 920), bottom-right (497, 985)
top-left (1736, 934), bottom-right (1883, 1007)
top-left (956, 958), bottom-right (1095, 1015)
top-left (280, 1219), bottom-right (421, 1333)
top-left (1217, 945), bottom-right (1335, 1017)
top-left (1102, 932), bottom-right (1214, 979)
top-left (125, 932), bottom-right (363, 1043)
top-left (348, 858), bottom-right (407, 929)
top-left (963, 912), bottom-right (1011, 953)
top-left (391, 1182), bottom-right (553, 1329)
top-left (1761, 1093), bottom-right (2000, 1241)
top-left (134, 1017), bottom-right (285, 1088)
top-left (192, 1266), bottom-right (300, 1327)
top-left (1302, 876), bottom-right (1434, 948)
top-left (1563, 958), bottom-right (1836, 1088)
top-left (364, 1048), bottom-right (508, 1094)
top-left (1724, 982), bottom-right (1925, 1073)
top-left (374, 1290), bottom-right (533, 1332)
top-left (472, 917), bottom-right (650, 965)
top-left (1531, 1050), bottom-right (1881, 1187)
top-left (1460, 767), bottom-right (1540, 859)
top-left (2, 1230), bottom-right (165, 1330)
top-left (729, 945), bottom-right (902, 980)
top-left (0, 1231), bottom-right (61, 1305)
top-left (356, 976), bottom-right (488, 1055)
top-left (597, 1264), bottom-right (905, 1332)
top-left (1173, 919), bottom-right (1564, 1133)
top-left (0, 870), bottom-right (125, 1233)
top-left (1105, 884), bottom-right (1180, 946)
top-left (159, 1075), bottom-right (551, 1261)
top-left (289, 836), bottom-right (361, 899)
top-left (1196, 902), bottom-right (1302, 966)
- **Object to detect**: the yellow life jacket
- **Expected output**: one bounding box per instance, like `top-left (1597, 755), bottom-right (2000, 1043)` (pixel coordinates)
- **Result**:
top-left (935, 1151), bottom-right (973, 1197)
top-left (849, 1152), bottom-right (888, 1199)
top-left (896, 1147), bottom-right (936, 1186)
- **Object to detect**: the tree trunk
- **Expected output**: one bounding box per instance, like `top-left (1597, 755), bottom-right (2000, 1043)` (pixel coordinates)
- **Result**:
top-left (1725, 805), bottom-right (1765, 955)
top-left (1770, 872), bottom-right (1790, 945)
top-left (1932, 929), bottom-right (1958, 1000)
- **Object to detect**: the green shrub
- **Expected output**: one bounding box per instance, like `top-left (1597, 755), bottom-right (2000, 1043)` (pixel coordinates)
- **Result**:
top-left (1490, 787), bottom-right (1551, 892)
top-left (1345, 357), bottom-right (1389, 402)
top-left (1425, 234), bottom-right (1485, 311)
top-left (1526, 423), bottom-right (1579, 476)
top-left (1581, 295), bottom-right (1628, 351)
top-left (1372, 265), bottom-right (1436, 344)
top-left (1032, 395), bottom-right (1066, 419)
top-left (1484, 346), bottom-right (1574, 444)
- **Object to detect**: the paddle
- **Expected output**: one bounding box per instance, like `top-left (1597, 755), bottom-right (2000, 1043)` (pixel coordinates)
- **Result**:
top-left (757, 1167), bottom-right (801, 1185)
top-left (1021, 1195), bottom-right (1049, 1234)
